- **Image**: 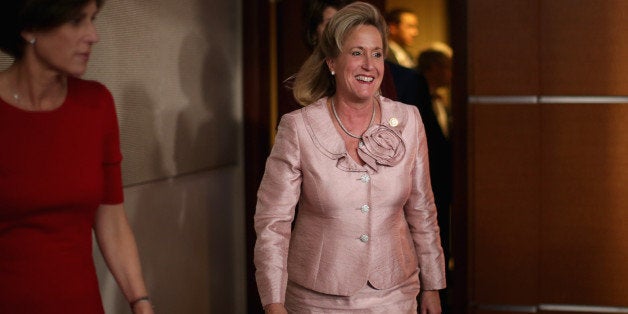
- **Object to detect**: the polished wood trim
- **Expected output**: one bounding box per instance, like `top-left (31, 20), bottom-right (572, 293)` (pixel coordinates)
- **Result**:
top-left (469, 96), bottom-right (628, 104)
top-left (539, 96), bottom-right (628, 104)
top-left (540, 304), bottom-right (628, 313)
top-left (449, 0), bottom-right (469, 312)
top-left (469, 96), bottom-right (539, 104)
top-left (243, 0), bottom-right (271, 312)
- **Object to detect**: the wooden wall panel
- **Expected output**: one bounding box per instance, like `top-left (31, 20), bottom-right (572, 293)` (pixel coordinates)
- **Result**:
top-left (471, 104), bottom-right (541, 304)
top-left (540, 104), bottom-right (628, 305)
top-left (468, 0), bottom-right (539, 95)
top-left (468, 0), bottom-right (628, 311)
top-left (540, 1), bottom-right (628, 95)
top-left (473, 310), bottom-right (528, 314)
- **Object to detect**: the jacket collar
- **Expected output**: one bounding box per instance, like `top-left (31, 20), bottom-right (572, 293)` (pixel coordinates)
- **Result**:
top-left (302, 95), bottom-right (408, 170)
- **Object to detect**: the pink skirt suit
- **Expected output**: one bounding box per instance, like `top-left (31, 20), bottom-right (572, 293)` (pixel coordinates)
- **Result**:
top-left (254, 96), bottom-right (446, 312)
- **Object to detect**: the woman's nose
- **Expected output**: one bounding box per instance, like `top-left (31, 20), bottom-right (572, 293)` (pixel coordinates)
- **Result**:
top-left (362, 55), bottom-right (374, 69)
top-left (86, 22), bottom-right (99, 44)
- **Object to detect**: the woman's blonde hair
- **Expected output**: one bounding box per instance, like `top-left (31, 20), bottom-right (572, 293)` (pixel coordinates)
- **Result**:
top-left (293, 1), bottom-right (388, 106)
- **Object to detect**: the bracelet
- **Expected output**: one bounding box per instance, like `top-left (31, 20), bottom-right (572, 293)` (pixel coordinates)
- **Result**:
top-left (130, 296), bottom-right (151, 308)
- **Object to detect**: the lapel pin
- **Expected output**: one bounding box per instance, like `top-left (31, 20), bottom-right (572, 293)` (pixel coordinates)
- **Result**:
top-left (388, 117), bottom-right (399, 127)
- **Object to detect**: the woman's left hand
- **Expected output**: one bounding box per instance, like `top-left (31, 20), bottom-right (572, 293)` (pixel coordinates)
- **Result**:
top-left (419, 290), bottom-right (441, 314)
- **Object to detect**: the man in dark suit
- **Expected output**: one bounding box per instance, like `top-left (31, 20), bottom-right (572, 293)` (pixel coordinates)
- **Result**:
top-left (385, 8), bottom-right (420, 69)
top-left (384, 48), bottom-right (453, 313)
top-left (416, 48), bottom-right (453, 313)
top-left (385, 49), bottom-right (452, 271)
top-left (417, 49), bottom-right (452, 255)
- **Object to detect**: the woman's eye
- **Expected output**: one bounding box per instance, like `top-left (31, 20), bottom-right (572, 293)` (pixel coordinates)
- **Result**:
top-left (351, 51), bottom-right (362, 56)
top-left (373, 52), bottom-right (382, 58)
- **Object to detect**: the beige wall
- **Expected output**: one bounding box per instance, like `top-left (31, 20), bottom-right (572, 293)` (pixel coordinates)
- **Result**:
top-left (87, 0), bottom-right (242, 186)
top-left (92, 0), bottom-right (246, 312)
top-left (95, 168), bottom-right (245, 313)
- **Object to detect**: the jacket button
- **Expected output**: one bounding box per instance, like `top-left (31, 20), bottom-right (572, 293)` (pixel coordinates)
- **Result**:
top-left (359, 234), bottom-right (369, 243)
top-left (360, 174), bottom-right (370, 183)
top-left (361, 205), bottom-right (370, 213)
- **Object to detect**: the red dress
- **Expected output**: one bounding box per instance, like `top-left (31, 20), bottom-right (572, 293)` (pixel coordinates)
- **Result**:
top-left (0, 77), bottom-right (124, 313)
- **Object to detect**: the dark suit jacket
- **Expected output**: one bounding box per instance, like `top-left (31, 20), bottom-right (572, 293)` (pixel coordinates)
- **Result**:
top-left (386, 61), bottom-right (420, 105)
top-left (385, 66), bottom-right (452, 256)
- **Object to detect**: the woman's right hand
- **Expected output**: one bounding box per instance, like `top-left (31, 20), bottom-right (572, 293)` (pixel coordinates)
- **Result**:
top-left (264, 303), bottom-right (288, 314)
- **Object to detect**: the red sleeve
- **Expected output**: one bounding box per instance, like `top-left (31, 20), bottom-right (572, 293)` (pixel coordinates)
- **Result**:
top-left (100, 86), bottom-right (124, 204)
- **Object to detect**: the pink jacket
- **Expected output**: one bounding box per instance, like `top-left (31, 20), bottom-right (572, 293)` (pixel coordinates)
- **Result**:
top-left (254, 96), bottom-right (446, 306)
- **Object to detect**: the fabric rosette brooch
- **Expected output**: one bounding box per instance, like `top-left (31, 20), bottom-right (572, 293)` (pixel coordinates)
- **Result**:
top-left (358, 124), bottom-right (405, 170)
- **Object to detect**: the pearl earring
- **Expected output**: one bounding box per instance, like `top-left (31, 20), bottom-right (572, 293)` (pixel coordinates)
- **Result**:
top-left (331, 70), bottom-right (335, 75)
top-left (29, 38), bottom-right (36, 45)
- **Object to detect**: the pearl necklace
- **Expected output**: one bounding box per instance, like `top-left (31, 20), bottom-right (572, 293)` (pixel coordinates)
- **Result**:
top-left (331, 97), bottom-right (376, 139)
top-left (12, 71), bottom-right (22, 105)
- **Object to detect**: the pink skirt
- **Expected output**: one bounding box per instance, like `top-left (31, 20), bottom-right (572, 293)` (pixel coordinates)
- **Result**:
top-left (284, 271), bottom-right (420, 313)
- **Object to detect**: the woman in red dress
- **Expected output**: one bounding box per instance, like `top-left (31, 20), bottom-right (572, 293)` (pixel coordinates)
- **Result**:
top-left (0, 1), bottom-right (154, 313)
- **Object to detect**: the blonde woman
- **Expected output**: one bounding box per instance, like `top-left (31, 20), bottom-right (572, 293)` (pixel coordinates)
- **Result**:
top-left (254, 2), bottom-right (446, 313)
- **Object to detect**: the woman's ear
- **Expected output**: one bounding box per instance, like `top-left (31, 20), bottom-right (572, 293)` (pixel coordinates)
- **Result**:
top-left (326, 58), bottom-right (335, 75)
top-left (21, 30), bottom-right (36, 45)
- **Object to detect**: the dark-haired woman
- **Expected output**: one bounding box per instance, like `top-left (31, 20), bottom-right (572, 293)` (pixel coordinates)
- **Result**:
top-left (0, 1), bottom-right (153, 313)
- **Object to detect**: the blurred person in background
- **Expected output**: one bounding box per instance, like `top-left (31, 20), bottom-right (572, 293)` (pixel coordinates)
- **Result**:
top-left (279, 0), bottom-right (351, 116)
top-left (385, 8), bottom-right (419, 68)
top-left (416, 46), bottom-right (454, 313)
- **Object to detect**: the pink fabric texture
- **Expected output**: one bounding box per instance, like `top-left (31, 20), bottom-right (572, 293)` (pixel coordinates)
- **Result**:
top-left (254, 96), bottom-right (446, 307)
top-left (285, 270), bottom-right (419, 313)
